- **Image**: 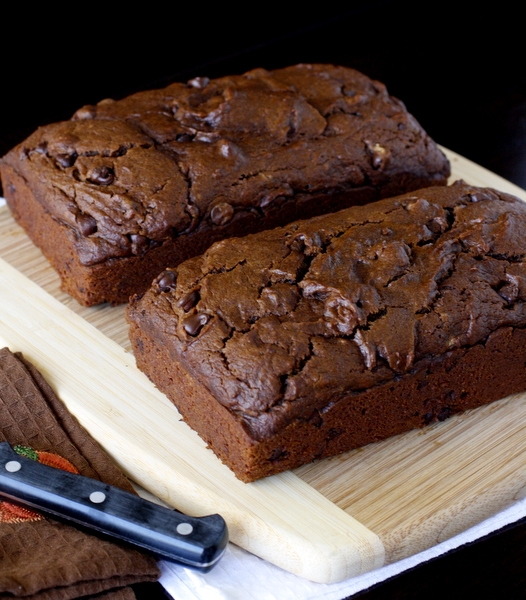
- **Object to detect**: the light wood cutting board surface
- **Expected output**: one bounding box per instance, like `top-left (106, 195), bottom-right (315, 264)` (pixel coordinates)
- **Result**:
top-left (1, 148), bottom-right (526, 583)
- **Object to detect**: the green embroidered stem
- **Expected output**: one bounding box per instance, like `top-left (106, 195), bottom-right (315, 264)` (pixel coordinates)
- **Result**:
top-left (13, 445), bottom-right (39, 461)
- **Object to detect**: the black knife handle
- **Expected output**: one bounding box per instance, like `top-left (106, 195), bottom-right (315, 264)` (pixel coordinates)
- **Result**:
top-left (0, 442), bottom-right (228, 570)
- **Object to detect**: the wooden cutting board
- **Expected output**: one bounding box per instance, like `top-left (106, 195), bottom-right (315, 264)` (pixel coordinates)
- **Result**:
top-left (1, 148), bottom-right (526, 584)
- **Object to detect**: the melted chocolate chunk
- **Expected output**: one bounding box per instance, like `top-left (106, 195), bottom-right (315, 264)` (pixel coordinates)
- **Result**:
top-left (438, 407), bottom-right (453, 421)
top-left (73, 105), bottom-right (97, 120)
top-left (55, 152), bottom-right (77, 168)
top-left (157, 270), bottom-right (177, 292)
top-left (423, 412), bottom-right (435, 424)
top-left (210, 202), bottom-right (234, 226)
top-left (130, 234), bottom-right (149, 256)
top-left (183, 313), bottom-right (209, 336)
top-left (288, 233), bottom-right (307, 253)
top-left (88, 166), bottom-right (114, 186)
top-left (426, 217), bottom-right (446, 234)
top-left (188, 76), bottom-right (210, 89)
top-left (269, 447), bottom-right (288, 461)
top-left (365, 140), bottom-right (390, 169)
top-left (76, 213), bottom-right (97, 236)
top-left (497, 281), bottom-right (519, 304)
top-left (194, 131), bottom-right (220, 143)
top-left (179, 203), bottom-right (200, 235)
top-left (474, 193), bottom-right (491, 203)
top-left (177, 290), bottom-right (200, 312)
top-left (175, 133), bottom-right (194, 142)
top-left (187, 204), bottom-right (199, 219)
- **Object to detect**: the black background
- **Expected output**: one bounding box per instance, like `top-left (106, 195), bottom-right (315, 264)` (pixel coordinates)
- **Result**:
top-left (2, 1), bottom-right (525, 188)
top-left (2, 2), bottom-right (526, 597)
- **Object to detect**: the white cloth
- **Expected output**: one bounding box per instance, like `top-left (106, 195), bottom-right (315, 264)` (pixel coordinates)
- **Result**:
top-left (159, 496), bottom-right (526, 599)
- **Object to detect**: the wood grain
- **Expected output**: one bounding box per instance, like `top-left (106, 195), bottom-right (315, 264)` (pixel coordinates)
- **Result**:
top-left (0, 148), bottom-right (525, 581)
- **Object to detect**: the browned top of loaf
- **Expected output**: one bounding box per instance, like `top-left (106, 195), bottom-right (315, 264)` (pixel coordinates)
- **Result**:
top-left (127, 182), bottom-right (526, 439)
top-left (1, 64), bottom-right (449, 266)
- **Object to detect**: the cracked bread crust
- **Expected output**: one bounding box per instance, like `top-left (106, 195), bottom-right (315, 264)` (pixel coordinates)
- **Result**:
top-left (0, 64), bottom-right (449, 305)
top-left (126, 182), bottom-right (526, 481)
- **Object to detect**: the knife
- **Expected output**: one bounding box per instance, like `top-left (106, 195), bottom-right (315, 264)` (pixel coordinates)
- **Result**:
top-left (0, 442), bottom-right (228, 571)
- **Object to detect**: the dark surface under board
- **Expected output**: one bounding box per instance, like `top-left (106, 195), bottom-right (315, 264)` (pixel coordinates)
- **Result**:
top-left (2, 2), bottom-right (526, 598)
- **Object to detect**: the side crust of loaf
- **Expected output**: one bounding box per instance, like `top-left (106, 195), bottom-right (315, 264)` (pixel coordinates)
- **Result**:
top-left (129, 320), bottom-right (526, 482)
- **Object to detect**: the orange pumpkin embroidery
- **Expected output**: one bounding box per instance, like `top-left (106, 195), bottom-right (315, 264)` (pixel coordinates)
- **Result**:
top-left (0, 445), bottom-right (79, 524)
top-left (0, 502), bottom-right (42, 523)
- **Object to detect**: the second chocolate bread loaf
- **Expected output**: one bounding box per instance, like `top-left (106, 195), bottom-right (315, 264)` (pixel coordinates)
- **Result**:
top-left (127, 182), bottom-right (526, 481)
top-left (0, 64), bottom-right (449, 305)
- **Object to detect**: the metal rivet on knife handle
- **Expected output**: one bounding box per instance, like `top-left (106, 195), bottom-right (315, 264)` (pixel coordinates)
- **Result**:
top-left (89, 491), bottom-right (106, 504)
top-left (5, 460), bottom-right (21, 473)
top-left (176, 523), bottom-right (194, 535)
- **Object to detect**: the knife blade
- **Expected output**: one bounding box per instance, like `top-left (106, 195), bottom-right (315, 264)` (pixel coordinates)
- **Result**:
top-left (0, 442), bottom-right (228, 571)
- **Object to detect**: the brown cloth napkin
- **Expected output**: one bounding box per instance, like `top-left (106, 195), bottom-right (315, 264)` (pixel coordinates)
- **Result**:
top-left (0, 347), bottom-right (161, 600)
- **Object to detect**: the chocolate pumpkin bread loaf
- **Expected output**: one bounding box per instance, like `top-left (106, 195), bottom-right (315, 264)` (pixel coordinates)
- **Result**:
top-left (126, 182), bottom-right (526, 482)
top-left (0, 64), bottom-right (449, 305)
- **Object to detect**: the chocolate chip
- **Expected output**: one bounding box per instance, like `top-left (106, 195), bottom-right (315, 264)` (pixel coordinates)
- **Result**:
top-left (194, 131), bottom-right (220, 143)
top-left (55, 152), bottom-right (77, 168)
top-left (76, 213), bottom-right (97, 236)
top-left (35, 142), bottom-right (48, 153)
top-left (187, 204), bottom-right (199, 219)
top-left (423, 412), bottom-right (435, 424)
top-left (497, 281), bottom-right (519, 304)
top-left (73, 105), bottom-right (97, 120)
top-left (269, 447), bottom-right (288, 461)
top-left (175, 133), bottom-right (194, 142)
top-left (210, 202), bottom-right (234, 226)
top-left (308, 411), bottom-right (323, 428)
top-left (88, 166), bottom-right (114, 186)
top-left (259, 194), bottom-right (274, 208)
top-left (130, 233), bottom-right (149, 255)
top-left (183, 313), bottom-right (209, 336)
top-left (259, 185), bottom-right (292, 208)
top-left (111, 145), bottom-right (128, 158)
top-left (438, 407), bottom-right (453, 421)
top-left (289, 233), bottom-right (306, 253)
top-left (158, 270), bottom-right (177, 292)
top-left (365, 140), bottom-right (390, 169)
top-left (426, 217), bottom-right (446, 234)
top-left (326, 428), bottom-right (342, 441)
top-left (188, 76), bottom-right (210, 89)
top-left (179, 204), bottom-right (200, 235)
top-left (177, 290), bottom-right (199, 312)
top-left (130, 233), bottom-right (146, 243)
